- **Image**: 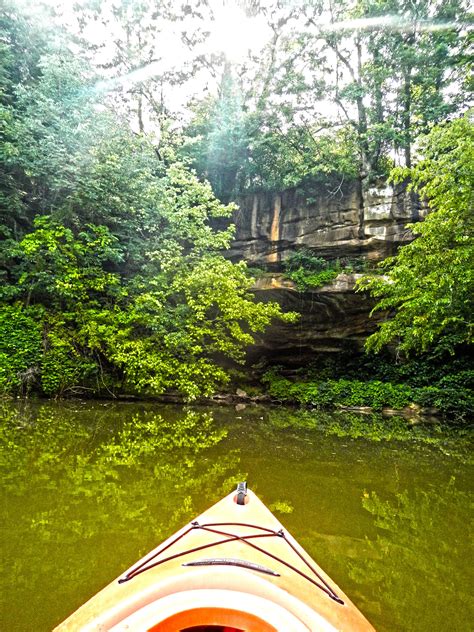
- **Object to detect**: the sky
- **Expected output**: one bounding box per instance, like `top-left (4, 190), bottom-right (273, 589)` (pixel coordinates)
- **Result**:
top-left (20, 0), bottom-right (274, 122)
top-left (15, 0), bottom-right (472, 131)
top-left (29, 0), bottom-right (272, 63)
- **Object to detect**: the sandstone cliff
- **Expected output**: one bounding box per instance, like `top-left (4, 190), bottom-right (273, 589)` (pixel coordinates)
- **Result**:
top-left (226, 179), bottom-right (422, 366)
top-left (229, 180), bottom-right (422, 267)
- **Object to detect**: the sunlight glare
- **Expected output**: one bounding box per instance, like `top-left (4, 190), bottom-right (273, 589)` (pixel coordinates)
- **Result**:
top-left (206, 4), bottom-right (269, 62)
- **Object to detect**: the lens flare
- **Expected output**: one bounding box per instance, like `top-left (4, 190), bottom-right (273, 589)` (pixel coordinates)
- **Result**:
top-left (317, 15), bottom-right (471, 33)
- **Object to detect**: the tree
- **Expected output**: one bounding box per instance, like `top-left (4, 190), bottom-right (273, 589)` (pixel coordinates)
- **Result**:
top-left (301, 0), bottom-right (472, 180)
top-left (179, 0), bottom-right (471, 200)
top-left (357, 114), bottom-right (474, 355)
top-left (68, 0), bottom-right (212, 138)
top-left (180, 15), bottom-right (360, 196)
top-left (0, 4), bottom-right (296, 399)
top-left (181, 63), bottom-right (249, 202)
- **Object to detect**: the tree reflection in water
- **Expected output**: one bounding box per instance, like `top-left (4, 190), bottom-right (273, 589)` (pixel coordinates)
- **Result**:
top-left (1, 401), bottom-right (471, 632)
top-left (350, 482), bottom-right (473, 632)
top-left (0, 401), bottom-right (241, 631)
top-left (260, 407), bottom-right (472, 462)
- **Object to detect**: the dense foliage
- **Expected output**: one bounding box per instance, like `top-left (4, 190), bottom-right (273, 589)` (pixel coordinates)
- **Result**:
top-left (358, 114), bottom-right (474, 355)
top-left (262, 370), bottom-right (473, 419)
top-left (283, 250), bottom-right (339, 291)
top-left (178, 0), bottom-right (471, 197)
top-left (0, 5), bottom-right (295, 399)
top-left (281, 250), bottom-right (371, 291)
top-left (261, 348), bottom-right (474, 419)
top-left (180, 73), bottom-right (359, 201)
top-left (14, 0), bottom-right (466, 201)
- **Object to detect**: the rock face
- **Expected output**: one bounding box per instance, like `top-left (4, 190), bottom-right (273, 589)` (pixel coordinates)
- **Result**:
top-left (247, 273), bottom-right (383, 366)
top-left (228, 179), bottom-right (421, 267)
top-left (222, 178), bottom-right (423, 366)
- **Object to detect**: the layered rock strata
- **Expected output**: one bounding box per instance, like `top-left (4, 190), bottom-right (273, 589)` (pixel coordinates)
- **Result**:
top-left (229, 180), bottom-right (422, 266)
top-left (220, 179), bottom-right (423, 365)
top-left (246, 273), bottom-right (383, 366)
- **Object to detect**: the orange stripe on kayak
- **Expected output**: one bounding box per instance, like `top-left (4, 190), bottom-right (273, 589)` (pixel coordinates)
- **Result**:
top-left (149, 606), bottom-right (277, 631)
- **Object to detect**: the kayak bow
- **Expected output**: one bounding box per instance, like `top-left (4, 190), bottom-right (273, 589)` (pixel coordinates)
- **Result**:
top-left (55, 483), bottom-right (375, 631)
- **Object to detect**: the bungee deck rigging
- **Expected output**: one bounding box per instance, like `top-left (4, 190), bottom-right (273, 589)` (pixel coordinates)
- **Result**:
top-left (119, 519), bottom-right (344, 604)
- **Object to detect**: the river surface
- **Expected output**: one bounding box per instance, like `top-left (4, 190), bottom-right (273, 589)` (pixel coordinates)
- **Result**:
top-left (0, 400), bottom-right (472, 631)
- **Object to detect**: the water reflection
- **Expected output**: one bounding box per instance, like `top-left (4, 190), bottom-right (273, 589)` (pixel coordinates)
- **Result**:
top-left (254, 407), bottom-right (473, 462)
top-left (354, 482), bottom-right (474, 631)
top-left (0, 402), bottom-right (241, 631)
top-left (0, 400), bottom-right (472, 632)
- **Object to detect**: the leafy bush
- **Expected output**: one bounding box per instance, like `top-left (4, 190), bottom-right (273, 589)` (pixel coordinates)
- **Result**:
top-left (284, 250), bottom-right (328, 273)
top-left (0, 306), bottom-right (42, 395)
top-left (262, 367), bottom-right (473, 418)
top-left (40, 324), bottom-right (98, 397)
top-left (283, 250), bottom-right (339, 291)
top-left (286, 268), bottom-right (339, 291)
top-left (357, 115), bottom-right (474, 356)
top-left (414, 387), bottom-right (474, 417)
top-left (0, 53), bottom-right (296, 400)
top-left (262, 351), bottom-right (474, 419)
top-left (245, 266), bottom-right (267, 279)
top-left (261, 372), bottom-right (414, 411)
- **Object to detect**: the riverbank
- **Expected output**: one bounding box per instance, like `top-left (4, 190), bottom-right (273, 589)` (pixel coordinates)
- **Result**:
top-left (3, 372), bottom-right (472, 422)
top-left (256, 373), bottom-right (473, 421)
top-left (2, 343), bottom-right (472, 421)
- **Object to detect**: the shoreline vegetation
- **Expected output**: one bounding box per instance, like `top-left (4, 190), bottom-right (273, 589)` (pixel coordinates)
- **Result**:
top-left (2, 377), bottom-right (471, 423)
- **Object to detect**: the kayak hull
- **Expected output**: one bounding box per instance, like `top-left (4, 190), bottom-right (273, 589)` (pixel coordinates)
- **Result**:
top-left (54, 488), bottom-right (375, 631)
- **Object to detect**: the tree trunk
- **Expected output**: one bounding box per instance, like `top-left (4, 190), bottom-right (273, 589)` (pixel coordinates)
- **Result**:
top-left (137, 93), bottom-right (144, 133)
top-left (402, 68), bottom-right (412, 169)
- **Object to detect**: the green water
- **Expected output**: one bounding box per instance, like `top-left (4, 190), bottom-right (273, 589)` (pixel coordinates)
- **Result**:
top-left (0, 400), bottom-right (472, 632)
